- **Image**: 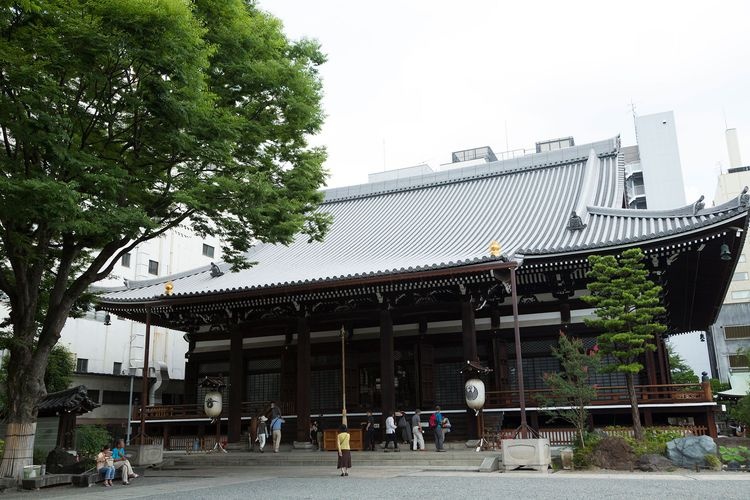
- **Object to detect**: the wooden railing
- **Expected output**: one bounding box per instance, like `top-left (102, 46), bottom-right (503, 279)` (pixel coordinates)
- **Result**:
top-left (484, 426), bottom-right (709, 447)
top-left (133, 400), bottom-right (293, 421)
top-left (485, 382), bottom-right (712, 409)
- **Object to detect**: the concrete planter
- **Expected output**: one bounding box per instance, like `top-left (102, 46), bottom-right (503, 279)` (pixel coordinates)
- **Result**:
top-left (501, 438), bottom-right (551, 472)
top-left (126, 443), bottom-right (164, 466)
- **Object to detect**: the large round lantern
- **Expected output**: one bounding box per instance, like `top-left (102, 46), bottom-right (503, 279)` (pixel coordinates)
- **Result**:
top-left (204, 391), bottom-right (223, 418)
top-left (464, 378), bottom-right (485, 412)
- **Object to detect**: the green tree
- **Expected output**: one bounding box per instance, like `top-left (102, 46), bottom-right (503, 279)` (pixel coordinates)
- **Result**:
top-left (0, 345), bottom-right (74, 410)
top-left (667, 344), bottom-right (699, 385)
top-left (0, 0), bottom-right (328, 478)
top-left (582, 248), bottom-right (666, 441)
top-left (539, 332), bottom-right (600, 447)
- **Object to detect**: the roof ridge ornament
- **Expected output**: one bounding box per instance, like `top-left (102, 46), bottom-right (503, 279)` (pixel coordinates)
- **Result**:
top-left (210, 262), bottom-right (224, 278)
top-left (693, 195), bottom-right (705, 214)
top-left (567, 211), bottom-right (587, 231)
top-left (739, 186), bottom-right (749, 208)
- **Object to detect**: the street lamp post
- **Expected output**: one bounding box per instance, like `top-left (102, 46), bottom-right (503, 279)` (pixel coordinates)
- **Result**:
top-left (341, 325), bottom-right (348, 426)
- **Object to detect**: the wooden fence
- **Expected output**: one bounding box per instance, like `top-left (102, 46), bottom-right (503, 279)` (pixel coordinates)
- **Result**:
top-left (482, 426), bottom-right (708, 448)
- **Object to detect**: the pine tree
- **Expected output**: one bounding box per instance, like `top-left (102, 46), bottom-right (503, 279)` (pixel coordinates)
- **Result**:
top-left (540, 332), bottom-right (600, 447)
top-left (582, 248), bottom-right (666, 441)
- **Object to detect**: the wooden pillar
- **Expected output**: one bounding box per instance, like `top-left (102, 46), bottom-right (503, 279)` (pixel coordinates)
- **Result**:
top-left (295, 314), bottom-right (311, 443)
top-left (461, 295), bottom-right (478, 439)
top-left (706, 410), bottom-right (718, 438)
top-left (461, 294), bottom-right (478, 363)
top-left (644, 338), bottom-right (658, 386)
top-left (530, 412), bottom-right (540, 432)
top-left (656, 336), bottom-right (670, 384)
top-left (228, 328), bottom-right (244, 442)
top-left (184, 357), bottom-right (199, 405)
top-left (643, 409), bottom-right (653, 427)
top-left (380, 306), bottom-right (395, 417)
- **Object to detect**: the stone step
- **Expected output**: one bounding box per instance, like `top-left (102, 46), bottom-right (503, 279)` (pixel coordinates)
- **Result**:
top-left (167, 450), bottom-right (496, 469)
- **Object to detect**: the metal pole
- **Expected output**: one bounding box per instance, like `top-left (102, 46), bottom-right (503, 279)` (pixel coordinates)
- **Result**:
top-left (138, 307), bottom-right (152, 444)
top-left (341, 326), bottom-right (348, 426)
top-left (510, 266), bottom-right (528, 438)
top-left (126, 374), bottom-right (134, 445)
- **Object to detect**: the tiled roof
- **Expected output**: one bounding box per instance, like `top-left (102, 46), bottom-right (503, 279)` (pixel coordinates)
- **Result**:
top-left (37, 385), bottom-right (99, 416)
top-left (98, 137), bottom-right (749, 303)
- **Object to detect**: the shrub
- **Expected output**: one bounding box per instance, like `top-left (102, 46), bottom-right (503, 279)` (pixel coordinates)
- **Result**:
top-left (75, 425), bottom-right (112, 458)
top-left (704, 454), bottom-right (721, 470)
top-left (573, 433), bottom-right (602, 469)
top-left (719, 446), bottom-right (750, 464)
top-left (602, 426), bottom-right (684, 456)
top-left (33, 448), bottom-right (47, 465)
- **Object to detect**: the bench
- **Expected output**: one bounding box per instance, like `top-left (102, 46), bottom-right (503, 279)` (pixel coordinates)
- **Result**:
top-left (21, 474), bottom-right (73, 490)
top-left (72, 467), bottom-right (124, 487)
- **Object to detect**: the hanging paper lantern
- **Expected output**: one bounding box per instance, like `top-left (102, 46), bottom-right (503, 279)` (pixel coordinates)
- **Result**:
top-left (204, 391), bottom-right (223, 418)
top-left (465, 378), bottom-right (485, 411)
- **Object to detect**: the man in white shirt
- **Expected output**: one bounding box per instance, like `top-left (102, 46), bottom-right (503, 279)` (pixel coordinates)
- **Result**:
top-left (383, 411), bottom-right (399, 452)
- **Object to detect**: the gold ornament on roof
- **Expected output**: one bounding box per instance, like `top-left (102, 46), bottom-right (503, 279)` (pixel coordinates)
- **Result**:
top-left (489, 240), bottom-right (502, 257)
top-left (165, 281), bottom-right (174, 295)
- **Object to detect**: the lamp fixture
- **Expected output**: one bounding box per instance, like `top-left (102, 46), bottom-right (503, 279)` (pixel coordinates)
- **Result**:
top-left (699, 332), bottom-right (706, 342)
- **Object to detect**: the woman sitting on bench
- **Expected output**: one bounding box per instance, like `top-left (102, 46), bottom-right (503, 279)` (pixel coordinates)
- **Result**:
top-left (95, 445), bottom-right (115, 487)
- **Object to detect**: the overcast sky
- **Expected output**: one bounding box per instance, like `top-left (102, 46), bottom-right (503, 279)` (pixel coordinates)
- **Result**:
top-left (258, 1), bottom-right (750, 376)
top-left (259, 0), bottom-right (750, 206)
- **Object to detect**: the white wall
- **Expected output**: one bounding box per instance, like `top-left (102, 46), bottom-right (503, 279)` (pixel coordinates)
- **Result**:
top-left (57, 225), bottom-right (223, 380)
top-left (636, 111), bottom-right (688, 209)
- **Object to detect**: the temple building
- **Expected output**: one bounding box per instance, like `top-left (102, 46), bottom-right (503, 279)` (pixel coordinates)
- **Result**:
top-left (98, 136), bottom-right (749, 446)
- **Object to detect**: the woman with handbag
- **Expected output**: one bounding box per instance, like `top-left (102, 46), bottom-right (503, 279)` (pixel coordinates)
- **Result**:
top-left (96, 445), bottom-right (116, 487)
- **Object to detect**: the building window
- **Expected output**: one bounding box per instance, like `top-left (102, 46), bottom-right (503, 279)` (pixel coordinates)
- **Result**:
top-left (148, 260), bottom-right (159, 275)
top-left (740, 254), bottom-right (747, 263)
top-left (733, 272), bottom-right (749, 281)
top-left (113, 362), bottom-right (122, 375)
top-left (731, 290), bottom-right (750, 300)
top-left (725, 325), bottom-right (750, 340)
top-left (121, 253), bottom-right (131, 268)
top-left (728, 354), bottom-right (749, 370)
top-left (87, 389), bottom-right (100, 403)
top-left (102, 390), bottom-right (133, 405)
top-left (202, 244), bottom-right (215, 258)
top-left (76, 358), bottom-right (89, 373)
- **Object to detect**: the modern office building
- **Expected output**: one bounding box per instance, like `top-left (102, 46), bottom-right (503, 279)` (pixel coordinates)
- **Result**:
top-left (623, 111), bottom-right (687, 210)
top-left (708, 129), bottom-right (750, 393)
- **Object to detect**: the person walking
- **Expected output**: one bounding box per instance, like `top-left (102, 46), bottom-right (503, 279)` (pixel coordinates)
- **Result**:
top-left (270, 407), bottom-right (285, 453)
top-left (364, 410), bottom-right (376, 451)
top-left (398, 410), bottom-right (412, 445)
top-left (257, 415), bottom-right (269, 452)
top-left (383, 411), bottom-right (399, 452)
top-left (111, 439), bottom-right (138, 484)
top-left (337, 424), bottom-right (352, 476)
top-left (411, 409), bottom-right (425, 451)
top-left (433, 405), bottom-right (446, 452)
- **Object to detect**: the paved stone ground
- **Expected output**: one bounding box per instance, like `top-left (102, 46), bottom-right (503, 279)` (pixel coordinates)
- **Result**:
top-left (3, 466), bottom-right (749, 500)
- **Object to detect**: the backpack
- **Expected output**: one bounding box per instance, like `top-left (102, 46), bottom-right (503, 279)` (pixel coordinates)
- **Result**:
top-left (429, 413), bottom-right (437, 429)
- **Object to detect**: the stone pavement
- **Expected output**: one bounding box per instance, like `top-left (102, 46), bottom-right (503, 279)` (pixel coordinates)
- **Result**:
top-left (2, 466), bottom-right (749, 500)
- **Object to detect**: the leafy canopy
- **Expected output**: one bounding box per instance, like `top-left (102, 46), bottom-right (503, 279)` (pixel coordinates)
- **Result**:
top-left (582, 248), bottom-right (666, 374)
top-left (667, 343), bottom-right (699, 385)
top-left (0, 0), bottom-right (329, 341)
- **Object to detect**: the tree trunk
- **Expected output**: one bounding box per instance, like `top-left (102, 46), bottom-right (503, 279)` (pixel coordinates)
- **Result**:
top-left (0, 422), bottom-right (37, 479)
top-left (0, 322), bottom-right (60, 478)
top-left (625, 372), bottom-right (644, 441)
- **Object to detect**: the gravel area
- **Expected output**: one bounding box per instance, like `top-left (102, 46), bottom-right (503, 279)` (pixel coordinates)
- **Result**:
top-left (2, 466), bottom-right (749, 500)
